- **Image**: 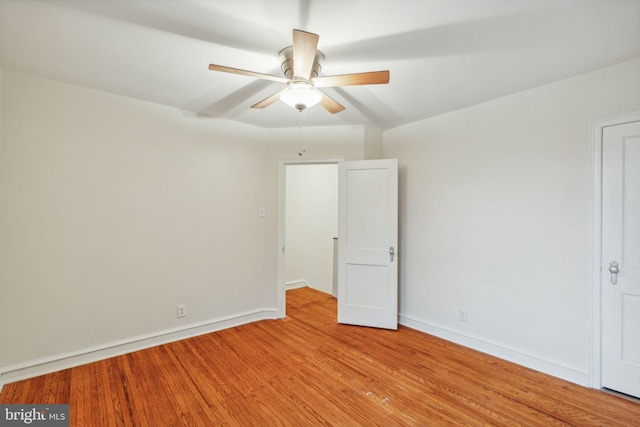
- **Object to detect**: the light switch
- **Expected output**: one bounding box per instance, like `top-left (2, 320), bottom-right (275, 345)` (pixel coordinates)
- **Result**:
top-left (259, 207), bottom-right (266, 218)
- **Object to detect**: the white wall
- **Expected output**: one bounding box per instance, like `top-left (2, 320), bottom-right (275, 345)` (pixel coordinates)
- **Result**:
top-left (0, 71), bottom-right (363, 381)
top-left (384, 58), bottom-right (640, 384)
top-left (285, 164), bottom-right (338, 294)
top-left (0, 66), bottom-right (3, 194)
top-left (0, 66), bottom-right (3, 134)
top-left (364, 126), bottom-right (383, 160)
top-left (0, 71), bottom-right (272, 369)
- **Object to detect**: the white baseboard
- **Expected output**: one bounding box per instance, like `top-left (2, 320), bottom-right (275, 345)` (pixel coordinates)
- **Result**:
top-left (285, 280), bottom-right (309, 290)
top-left (399, 313), bottom-right (589, 386)
top-left (0, 308), bottom-right (278, 389)
top-left (0, 308), bottom-right (589, 393)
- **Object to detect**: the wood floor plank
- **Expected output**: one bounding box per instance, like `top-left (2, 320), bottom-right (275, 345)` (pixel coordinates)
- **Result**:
top-left (162, 340), bottom-right (236, 426)
top-left (76, 365), bottom-right (87, 419)
top-left (151, 345), bottom-right (211, 427)
top-left (2, 286), bottom-right (640, 426)
top-left (321, 323), bottom-right (568, 425)
top-left (26, 375), bottom-right (46, 404)
top-left (103, 357), bottom-right (129, 427)
top-left (117, 351), bottom-right (160, 426)
top-left (393, 326), bottom-right (633, 426)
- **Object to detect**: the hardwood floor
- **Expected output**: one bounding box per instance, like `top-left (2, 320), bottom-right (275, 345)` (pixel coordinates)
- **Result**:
top-left (2, 286), bottom-right (639, 426)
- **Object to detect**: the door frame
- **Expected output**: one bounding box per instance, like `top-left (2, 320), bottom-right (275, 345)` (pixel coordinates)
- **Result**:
top-left (277, 157), bottom-right (343, 318)
top-left (589, 110), bottom-right (640, 389)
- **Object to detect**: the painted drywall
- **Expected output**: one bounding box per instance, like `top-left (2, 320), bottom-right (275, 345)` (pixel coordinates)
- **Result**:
top-left (0, 71), bottom-right (364, 372)
top-left (0, 71), bottom-right (270, 368)
top-left (384, 58), bottom-right (640, 384)
top-left (285, 164), bottom-right (338, 294)
top-left (364, 126), bottom-right (383, 160)
top-left (261, 127), bottom-right (364, 162)
top-left (0, 66), bottom-right (3, 181)
top-left (0, 66), bottom-right (3, 126)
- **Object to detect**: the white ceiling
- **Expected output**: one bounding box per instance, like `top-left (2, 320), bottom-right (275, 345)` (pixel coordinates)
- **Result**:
top-left (1, 0), bottom-right (639, 130)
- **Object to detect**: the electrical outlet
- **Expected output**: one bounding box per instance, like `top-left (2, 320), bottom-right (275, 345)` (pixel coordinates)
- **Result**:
top-left (457, 308), bottom-right (467, 322)
top-left (177, 304), bottom-right (186, 318)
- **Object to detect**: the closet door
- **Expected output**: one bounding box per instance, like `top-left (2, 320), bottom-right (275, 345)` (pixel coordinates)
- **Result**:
top-left (601, 120), bottom-right (640, 398)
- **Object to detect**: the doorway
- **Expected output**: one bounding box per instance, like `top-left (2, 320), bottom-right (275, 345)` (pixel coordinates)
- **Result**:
top-left (277, 159), bottom-right (341, 318)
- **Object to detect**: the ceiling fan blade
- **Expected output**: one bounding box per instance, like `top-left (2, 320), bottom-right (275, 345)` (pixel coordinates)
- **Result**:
top-left (209, 64), bottom-right (289, 84)
top-left (313, 70), bottom-right (390, 88)
top-left (251, 87), bottom-right (289, 109)
top-left (292, 29), bottom-right (319, 80)
top-left (316, 89), bottom-right (345, 114)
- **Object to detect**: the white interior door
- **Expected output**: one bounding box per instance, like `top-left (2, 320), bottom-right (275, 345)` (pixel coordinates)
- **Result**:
top-left (337, 159), bottom-right (398, 330)
top-left (602, 120), bottom-right (640, 398)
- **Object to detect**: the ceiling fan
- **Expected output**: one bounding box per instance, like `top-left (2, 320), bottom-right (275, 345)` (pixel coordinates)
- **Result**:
top-left (208, 29), bottom-right (390, 114)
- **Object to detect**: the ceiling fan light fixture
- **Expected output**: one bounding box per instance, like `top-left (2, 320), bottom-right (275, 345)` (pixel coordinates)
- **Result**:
top-left (209, 29), bottom-right (388, 115)
top-left (279, 82), bottom-right (322, 111)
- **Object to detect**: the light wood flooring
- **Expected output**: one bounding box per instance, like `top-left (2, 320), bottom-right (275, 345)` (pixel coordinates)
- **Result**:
top-left (1, 286), bottom-right (639, 425)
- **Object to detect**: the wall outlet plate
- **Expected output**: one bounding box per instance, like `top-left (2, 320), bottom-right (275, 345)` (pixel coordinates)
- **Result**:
top-left (177, 304), bottom-right (186, 318)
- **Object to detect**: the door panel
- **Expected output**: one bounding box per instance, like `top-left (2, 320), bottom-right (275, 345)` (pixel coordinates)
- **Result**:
top-left (345, 264), bottom-right (389, 308)
top-left (338, 159), bottom-right (398, 330)
top-left (622, 295), bottom-right (640, 365)
top-left (602, 120), bottom-right (640, 398)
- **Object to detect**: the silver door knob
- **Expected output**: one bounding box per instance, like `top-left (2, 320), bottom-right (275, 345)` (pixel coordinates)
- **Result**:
top-left (389, 246), bottom-right (395, 262)
top-left (609, 261), bottom-right (619, 285)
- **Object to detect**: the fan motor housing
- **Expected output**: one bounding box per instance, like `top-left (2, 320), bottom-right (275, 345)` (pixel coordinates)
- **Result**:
top-left (279, 46), bottom-right (324, 81)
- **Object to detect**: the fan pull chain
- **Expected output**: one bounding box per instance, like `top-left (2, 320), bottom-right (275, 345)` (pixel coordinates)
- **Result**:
top-left (298, 110), bottom-right (306, 156)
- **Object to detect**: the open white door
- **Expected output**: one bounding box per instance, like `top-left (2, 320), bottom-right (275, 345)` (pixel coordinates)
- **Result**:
top-left (602, 120), bottom-right (640, 398)
top-left (337, 159), bottom-right (398, 330)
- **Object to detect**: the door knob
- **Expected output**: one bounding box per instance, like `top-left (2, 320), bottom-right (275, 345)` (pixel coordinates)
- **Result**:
top-left (609, 261), bottom-right (619, 285)
top-left (389, 246), bottom-right (395, 262)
